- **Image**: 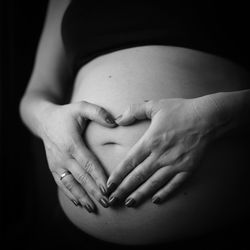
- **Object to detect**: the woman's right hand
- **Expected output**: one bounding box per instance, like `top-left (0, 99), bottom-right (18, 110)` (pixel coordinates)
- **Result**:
top-left (39, 101), bottom-right (117, 213)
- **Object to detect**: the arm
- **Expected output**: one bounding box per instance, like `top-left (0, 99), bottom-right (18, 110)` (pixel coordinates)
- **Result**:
top-left (106, 88), bottom-right (250, 206)
top-left (19, 0), bottom-right (115, 212)
top-left (19, 0), bottom-right (71, 137)
top-left (197, 89), bottom-right (250, 139)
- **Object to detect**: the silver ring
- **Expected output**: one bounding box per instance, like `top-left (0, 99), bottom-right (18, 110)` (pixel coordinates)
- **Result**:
top-left (60, 171), bottom-right (71, 181)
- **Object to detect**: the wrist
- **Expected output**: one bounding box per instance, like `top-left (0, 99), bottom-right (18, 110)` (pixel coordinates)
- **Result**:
top-left (19, 91), bottom-right (60, 139)
top-left (37, 101), bottom-right (61, 139)
top-left (192, 93), bottom-right (231, 141)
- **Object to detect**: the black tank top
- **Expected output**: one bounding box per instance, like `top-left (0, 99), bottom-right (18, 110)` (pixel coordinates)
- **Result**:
top-left (61, 0), bottom-right (250, 75)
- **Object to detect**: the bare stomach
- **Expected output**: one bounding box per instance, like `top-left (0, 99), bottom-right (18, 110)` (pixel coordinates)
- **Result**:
top-left (58, 46), bottom-right (250, 245)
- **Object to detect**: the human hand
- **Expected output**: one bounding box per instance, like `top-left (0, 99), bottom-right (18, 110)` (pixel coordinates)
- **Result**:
top-left (40, 101), bottom-right (116, 213)
top-left (107, 97), bottom-right (218, 207)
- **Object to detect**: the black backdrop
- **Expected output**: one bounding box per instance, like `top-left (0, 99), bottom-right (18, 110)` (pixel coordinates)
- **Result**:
top-left (1, 1), bottom-right (250, 249)
top-left (1, 0), bottom-right (56, 248)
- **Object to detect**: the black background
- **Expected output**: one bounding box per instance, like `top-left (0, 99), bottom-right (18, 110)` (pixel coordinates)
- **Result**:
top-left (1, 1), bottom-right (250, 249)
top-left (1, 0), bottom-right (56, 248)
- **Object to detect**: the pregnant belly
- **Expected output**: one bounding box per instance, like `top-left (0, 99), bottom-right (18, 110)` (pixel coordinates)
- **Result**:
top-left (58, 46), bottom-right (250, 245)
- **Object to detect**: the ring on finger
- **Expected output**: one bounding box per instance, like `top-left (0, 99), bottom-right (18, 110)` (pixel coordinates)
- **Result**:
top-left (60, 170), bottom-right (71, 181)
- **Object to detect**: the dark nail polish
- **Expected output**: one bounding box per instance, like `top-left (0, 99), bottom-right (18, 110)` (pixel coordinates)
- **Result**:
top-left (105, 117), bottom-right (115, 124)
top-left (107, 182), bottom-right (117, 193)
top-left (125, 198), bottom-right (136, 207)
top-left (99, 198), bottom-right (110, 208)
top-left (84, 204), bottom-right (94, 213)
top-left (152, 197), bottom-right (161, 204)
top-left (100, 185), bottom-right (108, 196)
top-left (72, 200), bottom-right (79, 206)
top-left (109, 196), bottom-right (118, 205)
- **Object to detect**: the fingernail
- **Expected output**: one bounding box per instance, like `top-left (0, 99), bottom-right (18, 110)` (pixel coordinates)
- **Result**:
top-left (152, 197), bottom-right (161, 204)
top-left (84, 204), bottom-right (94, 213)
top-left (107, 182), bottom-right (117, 193)
top-left (115, 115), bottom-right (122, 122)
top-left (109, 196), bottom-right (118, 205)
top-left (99, 198), bottom-right (110, 208)
top-left (105, 117), bottom-right (115, 124)
top-left (72, 200), bottom-right (80, 206)
top-left (100, 185), bottom-right (108, 196)
top-left (125, 198), bottom-right (136, 207)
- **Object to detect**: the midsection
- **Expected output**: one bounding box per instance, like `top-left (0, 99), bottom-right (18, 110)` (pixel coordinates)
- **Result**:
top-left (71, 46), bottom-right (249, 165)
top-left (59, 46), bottom-right (250, 244)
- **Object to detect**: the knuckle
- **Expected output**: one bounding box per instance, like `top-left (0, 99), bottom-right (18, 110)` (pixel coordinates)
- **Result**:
top-left (76, 172), bottom-right (88, 186)
top-left (63, 179), bottom-right (74, 191)
top-left (150, 179), bottom-right (161, 189)
top-left (149, 136), bottom-right (162, 149)
top-left (133, 172), bottom-right (145, 183)
top-left (65, 144), bottom-right (76, 156)
top-left (156, 157), bottom-right (166, 167)
top-left (84, 160), bottom-right (94, 174)
top-left (122, 163), bottom-right (135, 178)
top-left (145, 100), bottom-right (155, 116)
top-left (123, 161), bottom-right (134, 173)
top-left (96, 106), bottom-right (106, 117)
top-left (149, 133), bottom-right (170, 152)
top-left (80, 100), bottom-right (88, 107)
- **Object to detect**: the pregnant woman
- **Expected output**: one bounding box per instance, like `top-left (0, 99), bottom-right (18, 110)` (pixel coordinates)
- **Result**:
top-left (20, 0), bottom-right (250, 247)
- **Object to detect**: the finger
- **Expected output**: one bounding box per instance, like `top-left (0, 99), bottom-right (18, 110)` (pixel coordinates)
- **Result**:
top-left (54, 170), bottom-right (96, 213)
top-left (109, 154), bottom-right (158, 203)
top-left (124, 166), bottom-right (175, 207)
top-left (67, 159), bottom-right (110, 208)
top-left (152, 171), bottom-right (190, 204)
top-left (52, 171), bottom-right (78, 205)
top-left (72, 138), bottom-right (108, 195)
top-left (107, 135), bottom-right (151, 193)
top-left (75, 101), bottom-right (117, 127)
top-left (115, 101), bottom-right (155, 125)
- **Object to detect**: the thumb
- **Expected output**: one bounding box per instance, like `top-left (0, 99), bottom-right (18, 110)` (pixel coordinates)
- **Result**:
top-left (115, 100), bottom-right (154, 126)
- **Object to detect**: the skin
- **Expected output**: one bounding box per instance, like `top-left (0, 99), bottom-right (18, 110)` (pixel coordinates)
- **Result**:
top-left (40, 101), bottom-right (117, 210)
top-left (20, 0), bottom-right (250, 220)
top-left (19, 0), bottom-right (115, 212)
top-left (57, 46), bottom-right (250, 244)
top-left (107, 91), bottom-right (250, 206)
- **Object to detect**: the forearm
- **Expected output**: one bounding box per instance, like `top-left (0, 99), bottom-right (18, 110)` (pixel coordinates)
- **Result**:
top-left (200, 89), bottom-right (250, 139)
top-left (19, 86), bottom-right (63, 138)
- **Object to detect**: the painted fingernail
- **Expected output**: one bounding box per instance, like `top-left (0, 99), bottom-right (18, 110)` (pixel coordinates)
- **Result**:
top-left (115, 115), bottom-right (122, 122)
top-left (107, 182), bottom-right (117, 193)
top-left (100, 185), bottom-right (108, 196)
top-left (72, 200), bottom-right (80, 206)
top-left (105, 117), bottom-right (115, 124)
top-left (109, 196), bottom-right (118, 205)
top-left (125, 198), bottom-right (136, 207)
top-left (152, 197), bottom-right (161, 204)
top-left (84, 204), bottom-right (94, 213)
top-left (99, 198), bottom-right (110, 208)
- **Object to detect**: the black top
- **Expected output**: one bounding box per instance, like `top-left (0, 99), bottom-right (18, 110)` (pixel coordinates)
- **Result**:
top-left (62, 0), bottom-right (250, 75)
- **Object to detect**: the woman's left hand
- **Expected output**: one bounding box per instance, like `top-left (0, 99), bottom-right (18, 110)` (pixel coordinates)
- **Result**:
top-left (107, 96), bottom-right (219, 206)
